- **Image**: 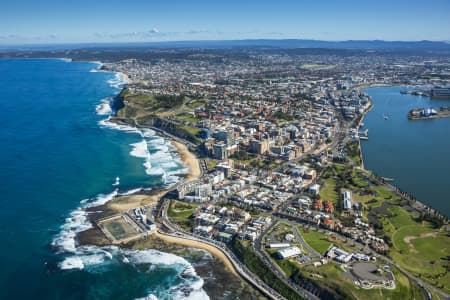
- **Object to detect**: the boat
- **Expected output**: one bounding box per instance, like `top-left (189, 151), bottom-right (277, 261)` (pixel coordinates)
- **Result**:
top-left (359, 136), bottom-right (368, 140)
top-left (381, 177), bottom-right (394, 182)
top-left (383, 113), bottom-right (389, 120)
top-left (112, 176), bottom-right (120, 186)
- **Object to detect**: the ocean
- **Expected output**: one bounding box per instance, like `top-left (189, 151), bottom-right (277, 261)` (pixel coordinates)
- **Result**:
top-left (0, 59), bottom-right (211, 299)
top-left (361, 86), bottom-right (450, 217)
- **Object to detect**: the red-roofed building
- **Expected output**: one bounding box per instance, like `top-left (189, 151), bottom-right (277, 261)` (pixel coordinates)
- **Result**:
top-left (312, 199), bottom-right (323, 211)
top-left (324, 201), bottom-right (334, 213)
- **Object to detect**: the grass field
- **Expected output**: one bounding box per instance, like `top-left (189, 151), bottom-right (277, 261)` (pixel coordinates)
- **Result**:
top-left (167, 200), bottom-right (198, 231)
top-left (174, 112), bottom-right (201, 124)
top-left (299, 228), bottom-right (333, 254)
top-left (314, 162), bottom-right (449, 293)
top-left (319, 178), bottom-right (338, 204)
top-left (389, 222), bottom-right (450, 291)
top-left (299, 263), bottom-right (426, 300)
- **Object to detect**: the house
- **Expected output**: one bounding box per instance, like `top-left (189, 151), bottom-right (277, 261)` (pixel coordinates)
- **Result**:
top-left (324, 201), bottom-right (334, 213)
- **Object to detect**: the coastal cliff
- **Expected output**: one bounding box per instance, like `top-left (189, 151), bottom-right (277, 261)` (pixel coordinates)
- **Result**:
top-left (111, 88), bottom-right (203, 145)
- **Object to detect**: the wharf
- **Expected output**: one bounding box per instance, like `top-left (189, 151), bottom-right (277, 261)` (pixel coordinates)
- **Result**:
top-left (408, 111), bottom-right (450, 120)
top-left (408, 107), bottom-right (450, 120)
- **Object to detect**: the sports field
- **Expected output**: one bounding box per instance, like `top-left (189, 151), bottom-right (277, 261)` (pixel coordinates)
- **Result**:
top-left (101, 216), bottom-right (140, 241)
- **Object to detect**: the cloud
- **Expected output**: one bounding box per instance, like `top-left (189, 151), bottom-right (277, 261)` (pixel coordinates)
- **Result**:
top-left (186, 30), bottom-right (208, 35)
top-left (92, 28), bottom-right (214, 41)
top-left (0, 33), bottom-right (59, 42)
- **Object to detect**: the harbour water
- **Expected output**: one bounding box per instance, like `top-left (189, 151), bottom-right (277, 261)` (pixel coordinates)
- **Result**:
top-left (0, 59), bottom-right (213, 299)
top-left (361, 86), bottom-right (450, 217)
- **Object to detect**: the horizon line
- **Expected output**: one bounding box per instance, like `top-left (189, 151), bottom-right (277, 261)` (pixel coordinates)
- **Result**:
top-left (1, 38), bottom-right (450, 49)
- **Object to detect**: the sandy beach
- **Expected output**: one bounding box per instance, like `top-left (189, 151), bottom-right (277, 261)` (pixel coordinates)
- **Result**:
top-left (103, 140), bottom-right (200, 214)
top-left (117, 71), bottom-right (131, 83)
top-left (106, 191), bottom-right (165, 213)
top-left (154, 231), bottom-right (238, 277)
top-left (171, 140), bottom-right (201, 183)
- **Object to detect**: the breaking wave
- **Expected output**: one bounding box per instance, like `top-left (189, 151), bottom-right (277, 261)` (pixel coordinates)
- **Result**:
top-left (52, 68), bottom-right (204, 299)
top-left (95, 98), bottom-right (113, 115)
top-left (99, 117), bottom-right (187, 185)
top-left (107, 72), bottom-right (128, 89)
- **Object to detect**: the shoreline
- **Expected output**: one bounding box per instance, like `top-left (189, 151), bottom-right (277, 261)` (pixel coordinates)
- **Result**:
top-left (153, 231), bottom-right (238, 277)
top-left (116, 71), bottom-right (130, 83)
top-left (171, 140), bottom-right (201, 183)
top-left (83, 73), bottom-right (243, 283)
top-left (356, 83), bottom-right (449, 219)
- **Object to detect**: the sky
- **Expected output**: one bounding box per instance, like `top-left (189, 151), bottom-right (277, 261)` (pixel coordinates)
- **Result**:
top-left (1, 0), bottom-right (450, 45)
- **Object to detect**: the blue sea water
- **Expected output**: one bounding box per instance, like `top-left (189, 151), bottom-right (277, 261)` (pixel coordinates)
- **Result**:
top-left (0, 59), bottom-right (208, 299)
top-left (361, 86), bottom-right (450, 217)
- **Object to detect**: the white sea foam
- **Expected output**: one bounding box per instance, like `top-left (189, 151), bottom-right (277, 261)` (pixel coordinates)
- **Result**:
top-left (107, 72), bottom-right (128, 89)
top-left (141, 128), bottom-right (156, 138)
top-left (52, 189), bottom-right (119, 254)
top-left (123, 249), bottom-right (210, 300)
top-left (53, 177), bottom-right (205, 297)
top-left (58, 245), bottom-right (210, 299)
top-left (130, 140), bottom-right (150, 158)
top-left (174, 279), bottom-right (210, 300)
top-left (99, 118), bottom-right (140, 134)
top-left (120, 187), bottom-right (142, 196)
top-left (95, 98), bottom-right (112, 115)
top-left (59, 246), bottom-right (115, 270)
top-left (98, 117), bottom-right (188, 182)
top-left (54, 187), bottom-right (136, 267)
top-left (135, 295), bottom-right (158, 300)
top-left (130, 139), bottom-right (154, 174)
top-left (123, 248), bottom-right (189, 266)
top-left (59, 256), bottom-right (84, 270)
top-left (54, 67), bottom-right (207, 297)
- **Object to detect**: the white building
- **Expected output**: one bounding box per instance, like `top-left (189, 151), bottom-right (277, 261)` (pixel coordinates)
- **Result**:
top-left (309, 183), bottom-right (320, 195)
top-left (277, 247), bottom-right (302, 259)
top-left (343, 190), bottom-right (352, 210)
top-left (269, 243), bottom-right (291, 249)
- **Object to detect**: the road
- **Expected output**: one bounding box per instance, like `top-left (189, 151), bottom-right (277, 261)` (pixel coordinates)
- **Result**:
top-left (136, 108), bottom-right (448, 300)
top-left (275, 213), bottom-right (449, 300)
top-left (292, 225), bottom-right (321, 258)
top-left (254, 221), bottom-right (320, 300)
top-left (157, 199), bottom-right (286, 300)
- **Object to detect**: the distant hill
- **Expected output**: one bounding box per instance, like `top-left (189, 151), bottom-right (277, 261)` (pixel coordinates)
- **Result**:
top-left (2, 39), bottom-right (450, 52)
